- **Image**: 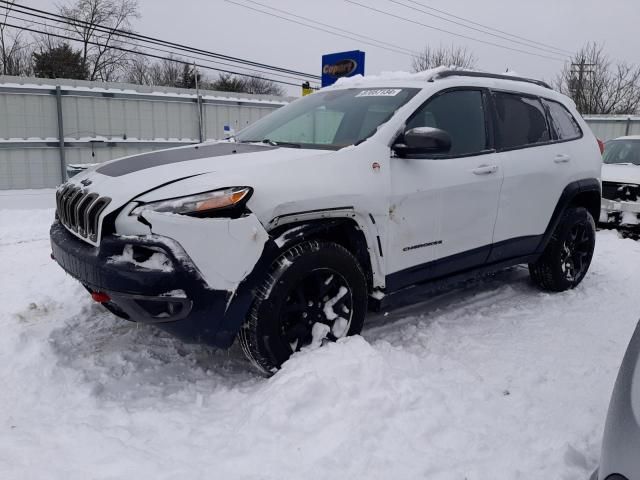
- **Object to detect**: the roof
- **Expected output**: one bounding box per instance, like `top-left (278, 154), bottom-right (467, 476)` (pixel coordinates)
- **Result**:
top-left (328, 66), bottom-right (556, 96)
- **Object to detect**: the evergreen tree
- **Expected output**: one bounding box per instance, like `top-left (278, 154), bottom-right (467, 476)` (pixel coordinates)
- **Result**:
top-left (33, 43), bottom-right (88, 80)
top-left (179, 63), bottom-right (197, 89)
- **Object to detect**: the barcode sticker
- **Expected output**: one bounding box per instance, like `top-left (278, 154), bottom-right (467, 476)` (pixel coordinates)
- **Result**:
top-left (355, 89), bottom-right (402, 97)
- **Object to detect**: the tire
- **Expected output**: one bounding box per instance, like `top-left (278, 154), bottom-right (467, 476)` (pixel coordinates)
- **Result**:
top-left (239, 240), bottom-right (368, 375)
top-left (528, 206), bottom-right (596, 292)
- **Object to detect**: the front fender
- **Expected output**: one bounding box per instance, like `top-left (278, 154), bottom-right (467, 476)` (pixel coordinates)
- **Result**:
top-left (216, 216), bottom-right (385, 344)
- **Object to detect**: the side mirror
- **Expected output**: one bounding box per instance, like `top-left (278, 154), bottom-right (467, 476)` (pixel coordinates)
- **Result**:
top-left (392, 127), bottom-right (452, 158)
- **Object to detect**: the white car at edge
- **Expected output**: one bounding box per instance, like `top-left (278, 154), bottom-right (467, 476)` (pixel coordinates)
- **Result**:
top-left (600, 136), bottom-right (640, 229)
top-left (50, 68), bottom-right (602, 374)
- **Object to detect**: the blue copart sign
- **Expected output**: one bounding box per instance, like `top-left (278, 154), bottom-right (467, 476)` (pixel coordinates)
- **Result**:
top-left (321, 50), bottom-right (365, 87)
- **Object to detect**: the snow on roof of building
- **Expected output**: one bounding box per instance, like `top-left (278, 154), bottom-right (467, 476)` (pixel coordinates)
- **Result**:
top-left (0, 75), bottom-right (294, 105)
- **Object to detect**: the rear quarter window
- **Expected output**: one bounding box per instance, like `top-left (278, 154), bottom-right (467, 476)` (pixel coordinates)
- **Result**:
top-left (543, 99), bottom-right (582, 140)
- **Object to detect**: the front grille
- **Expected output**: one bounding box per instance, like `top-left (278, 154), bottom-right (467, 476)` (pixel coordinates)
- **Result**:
top-left (602, 181), bottom-right (640, 202)
top-left (55, 184), bottom-right (111, 243)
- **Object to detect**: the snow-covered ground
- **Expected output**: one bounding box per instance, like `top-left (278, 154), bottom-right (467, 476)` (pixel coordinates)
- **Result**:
top-left (1, 198), bottom-right (640, 480)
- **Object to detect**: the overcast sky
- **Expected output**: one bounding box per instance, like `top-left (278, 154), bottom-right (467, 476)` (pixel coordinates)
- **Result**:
top-left (30, 0), bottom-right (640, 94)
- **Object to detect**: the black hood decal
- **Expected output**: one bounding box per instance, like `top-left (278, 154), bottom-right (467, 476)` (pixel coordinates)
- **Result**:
top-left (97, 142), bottom-right (277, 177)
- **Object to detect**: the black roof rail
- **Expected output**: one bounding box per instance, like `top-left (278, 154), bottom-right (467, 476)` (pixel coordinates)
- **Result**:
top-left (431, 70), bottom-right (552, 89)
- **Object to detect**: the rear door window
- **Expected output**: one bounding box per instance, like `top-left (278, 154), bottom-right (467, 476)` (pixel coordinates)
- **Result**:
top-left (543, 99), bottom-right (582, 140)
top-left (493, 92), bottom-right (550, 150)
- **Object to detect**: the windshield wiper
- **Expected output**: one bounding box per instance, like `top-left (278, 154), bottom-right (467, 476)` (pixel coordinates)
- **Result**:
top-left (239, 139), bottom-right (302, 148)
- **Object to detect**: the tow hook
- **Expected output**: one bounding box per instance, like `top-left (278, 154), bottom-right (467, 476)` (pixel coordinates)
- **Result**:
top-left (91, 292), bottom-right (111, 303)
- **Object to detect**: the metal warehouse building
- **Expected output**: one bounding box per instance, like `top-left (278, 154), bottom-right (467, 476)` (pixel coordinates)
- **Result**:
top-left (582, 115), bottom-right (640, 143)
top-left (0, 76), bottom-right (292, 190)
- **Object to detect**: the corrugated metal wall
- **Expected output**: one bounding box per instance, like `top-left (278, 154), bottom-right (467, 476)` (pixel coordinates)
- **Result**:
top-left (0, 76), bottom-right (291, 189)
top-left (2, 75), bottom-right (639, 190)
top-left (583, 115), bottom-right (640, 142)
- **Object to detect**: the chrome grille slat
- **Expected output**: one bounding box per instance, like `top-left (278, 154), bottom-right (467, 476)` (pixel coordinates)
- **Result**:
top-left (67, 188), bottom-right (84, 230)
top-left (63, 187), bottom-right (78, 226)
top-left (54, 182), bottom-right (110, 245)
top-left (62, 185), bottom-right (77, 225)
top-left (77, 194), bottom-right (98, 236)
top-left (86, 197), bottom-right (111, 242)
top-left (57, 184), bottom-right (73, 225)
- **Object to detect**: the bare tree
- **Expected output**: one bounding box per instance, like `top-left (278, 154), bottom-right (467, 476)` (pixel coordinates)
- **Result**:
top-left (146, 56), bottom-right (182, 87)
top-left (411, 45), bottom-right (477, 72)
top-left (555, 42), bottom-right (640, 114)
top-left (210, 73), bottom-right (284, 95)
top-left (124, 54), bottom-right (149, 84)
top-left (0, 1), bottom-right (33, 76)
top-left (58, 0), bottom-right (139, 81)
top-left (125, 58), bottom-right (287, 94)
top-left (209, 72), bottom-right (245, 92)
top-left (242, 75), bottom-right (284, 95)
top-left (126, 55), bottom-right (207, 89)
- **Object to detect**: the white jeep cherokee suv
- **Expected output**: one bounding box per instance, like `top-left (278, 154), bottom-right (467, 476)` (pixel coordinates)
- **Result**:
top-left (50, 69), bottom-right (602, 374)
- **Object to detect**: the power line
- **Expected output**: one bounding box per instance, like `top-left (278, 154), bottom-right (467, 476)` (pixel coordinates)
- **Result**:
top-left (344, 0), bottom-right (568, 63)
top-left (1, 21), bottom-right (307, 88)
top-left (384, 0), bottom-right (572, 57)
top-left (0, 8), bottom-right (316, 84)
top-left (223, 0), bottom-right (416, 58)
top-left (399, 0), bottom-right (575, 56)
top-left (0, 0), bottom-right (320, 80)
top-left (235, 0), bottom-right (420, 57)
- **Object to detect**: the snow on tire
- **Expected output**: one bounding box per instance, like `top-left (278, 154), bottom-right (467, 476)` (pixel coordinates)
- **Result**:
top-left (239, 240), bottom-right (368, 375)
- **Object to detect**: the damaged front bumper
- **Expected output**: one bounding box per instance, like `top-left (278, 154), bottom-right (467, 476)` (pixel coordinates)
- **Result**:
top-left (50, 221), bottom-right (263, 348)
top-left (599, 198), bottom-right (640, 228)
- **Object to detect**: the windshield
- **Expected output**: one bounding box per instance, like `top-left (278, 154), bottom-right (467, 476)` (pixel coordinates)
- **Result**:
top-left (603, 139), bottom-right (640, 165)
top-left (236, 87), bottom-right (420, 149)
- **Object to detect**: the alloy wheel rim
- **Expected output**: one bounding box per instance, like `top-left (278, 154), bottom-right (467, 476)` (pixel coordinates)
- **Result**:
top-left (560, 222), bottom-right (592, 282)
top-left (279, 268), bottom-right (353, 352)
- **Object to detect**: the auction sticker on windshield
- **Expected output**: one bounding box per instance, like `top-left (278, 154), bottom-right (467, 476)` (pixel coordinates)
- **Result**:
top-left (355, 89), bottom-right (403, 97)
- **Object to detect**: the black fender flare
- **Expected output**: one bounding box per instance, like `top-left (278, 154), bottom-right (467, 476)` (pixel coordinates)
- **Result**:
top-left (536, 178), bottom-right (601, 254)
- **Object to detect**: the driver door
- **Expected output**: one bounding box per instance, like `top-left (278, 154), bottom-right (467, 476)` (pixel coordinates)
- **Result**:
top-left (386, 88), bottom-right (503, 290)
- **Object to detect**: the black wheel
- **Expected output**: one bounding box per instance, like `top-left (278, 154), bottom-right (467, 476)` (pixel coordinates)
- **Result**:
top-left (529, 207), bottom-right (596, 292)
top-left (239, 240), bottom-right (368, 375)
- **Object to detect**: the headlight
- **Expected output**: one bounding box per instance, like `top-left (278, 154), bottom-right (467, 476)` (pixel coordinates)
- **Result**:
top-left (130, 187), bottom-right (252, 217)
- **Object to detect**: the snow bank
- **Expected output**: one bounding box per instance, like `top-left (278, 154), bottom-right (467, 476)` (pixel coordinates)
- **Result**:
top-left (1, 206), bottom-right (640, 479)
top-left (331, 66), bottom-right (477, 88)
top-left (0, 189), bottom-right (55, 210)
top-left (332, 66), bottom-right (448, 88)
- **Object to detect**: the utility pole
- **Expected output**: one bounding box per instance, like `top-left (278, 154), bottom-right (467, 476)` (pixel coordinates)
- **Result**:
top-left (570, 60), bottom-right (595, 113)
top-left (194, 62), bottom-right (204, 143)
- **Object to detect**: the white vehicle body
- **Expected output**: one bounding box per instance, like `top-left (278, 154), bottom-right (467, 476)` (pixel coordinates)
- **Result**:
top-left (50, 68), bottom-right (602, 350)
top-left (600, 136), bottom-right (640, 227)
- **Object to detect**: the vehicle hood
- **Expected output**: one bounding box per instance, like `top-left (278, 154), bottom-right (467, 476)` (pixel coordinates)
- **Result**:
top-left (602, 163), bottom-right (640, 185)
top-left (67, 141), bottom-right (335, 215)
top-left (65, 139), bottom-right (391, 243)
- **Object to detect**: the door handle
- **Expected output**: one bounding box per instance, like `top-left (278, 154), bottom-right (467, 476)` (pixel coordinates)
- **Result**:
top-left (554, 154), bottom-right (571, 163)
top-left (472, 165), bottom-right (498, 175)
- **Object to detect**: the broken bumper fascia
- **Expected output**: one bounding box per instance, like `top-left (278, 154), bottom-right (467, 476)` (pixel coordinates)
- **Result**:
top-left (50, 220), bottom-right (273, 348)
top-left (600, 198), bottom-right (640, 226)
